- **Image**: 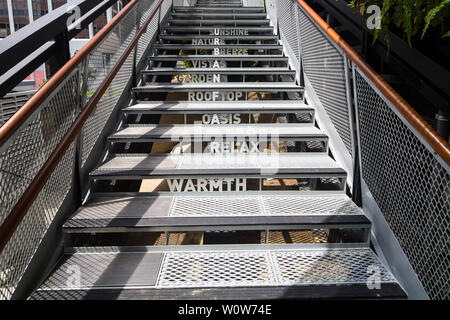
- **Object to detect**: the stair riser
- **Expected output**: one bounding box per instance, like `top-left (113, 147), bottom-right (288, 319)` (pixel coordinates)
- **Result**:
top-left (168, 19), bottom-right (271, 25)
top-left (173, 8), bottom-right (265, 13)
top-left (164, 27), bottom-right (273, 34)
top-left (142, 70), bottom-right (294, 76)
top-left (171, 14), bottom-right (267, 19)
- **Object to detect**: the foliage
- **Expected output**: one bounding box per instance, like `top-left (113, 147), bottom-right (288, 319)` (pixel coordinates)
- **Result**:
top-left (348, 0), bottom-right (450, 48)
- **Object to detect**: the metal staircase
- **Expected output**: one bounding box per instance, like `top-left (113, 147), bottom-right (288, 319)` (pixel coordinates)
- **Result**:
top-left (28, 0), bottom-right (406, 300)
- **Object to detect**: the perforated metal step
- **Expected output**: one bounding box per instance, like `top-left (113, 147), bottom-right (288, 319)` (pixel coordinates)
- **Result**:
top-left (168, 19), bottom-right (270, 25)
top-left (165, 26), bottom-right (273, 33)
top-left (159, 35), bottom-right (278, 41)
top-left (30, 244), bottom-right (405, 300)
top-left (142, 67), bottom-right (294, 76)
top-left (108, 124), bottom-right (326, 143)
top-left (173, 6), bottom-right (264, 12)
top-left (133, 82), bottom-right (302, 93)
top-left (150, 54), bottom-right (284, 61)
top-left (64, 192), bottom-right (369, 232)
top-left (153, 44), bottom-right (282, 50)
top-left (171, 13), bottom-right (267, 18)
top-left (122, 100), bottom-right (312, 114)
top-left (90, 153), bottom-right (346, 179)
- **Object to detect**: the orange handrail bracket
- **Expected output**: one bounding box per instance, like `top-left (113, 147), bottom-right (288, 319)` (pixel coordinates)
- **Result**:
top-left (0, 0), bottom-right (164, 254)
top-left (297, 0), bottom-right (450, 166)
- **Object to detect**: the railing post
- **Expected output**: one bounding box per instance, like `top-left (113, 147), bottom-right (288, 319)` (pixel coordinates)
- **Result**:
top-left (132, 2), bottom-right (141, 88)
top-left (350, 61), bottom-right (362, 207)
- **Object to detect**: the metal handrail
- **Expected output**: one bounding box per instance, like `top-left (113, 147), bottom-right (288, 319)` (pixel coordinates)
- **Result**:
top-left (297, 0), bottom-right (450, 166)
top-left (0, 0), bottom-right (165, 254)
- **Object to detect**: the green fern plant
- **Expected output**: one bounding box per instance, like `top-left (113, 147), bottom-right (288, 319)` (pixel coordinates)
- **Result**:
top-left (349, 0), bottom-right (450, 48)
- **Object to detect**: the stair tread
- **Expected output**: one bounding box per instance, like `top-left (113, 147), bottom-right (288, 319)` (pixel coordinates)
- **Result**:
top-left (133, 82), bottom-right (301, 92)
top-left (171, 13), bottom-right (267, 17)
top-left (142, 67), bottom-right (293, 74)
top-left (149, 54), bottom-right (285, 60)
top-left (90, 153), bottom-right (346, 177)
top-left (123, 100), bottom-right (312, 113)
top-left (154, 44), bottom-right (282, 49)
top-left (168, 19), bottom-right (270, 24)
top-left (64, 192), bottom-right (368, 230)
top-left (165, 26), bottom-right (273, 31)
top-left (30, 244), bottom-right (405, 300)
top-left (160, 35), bottom-right (278, 39)
top-left (109, 124), bottom-right (326, 141)
top-left (173, 7), bottom-right (263, 11)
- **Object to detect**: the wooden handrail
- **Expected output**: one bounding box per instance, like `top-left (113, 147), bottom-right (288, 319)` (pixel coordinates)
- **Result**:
top-left (297, 0), bottom-right (450, 166)
top-left (0, 0), bottom-right (165, 254)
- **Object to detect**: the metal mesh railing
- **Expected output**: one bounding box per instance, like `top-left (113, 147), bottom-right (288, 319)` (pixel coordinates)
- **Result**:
top-left (0, 0), bottom-right (167, 300)
top-left (277, 0), bottom-right (300, 64)
top-left (0, 68), bottom-right (80, 301)
top-left (275, 1), bottom-right (353, 158)
top-left (354, 67), bottom-right (450, 300)
top-left (296, 6), bottom-right (353, 156)
top-left (271, 0), bottom-right (450, 299)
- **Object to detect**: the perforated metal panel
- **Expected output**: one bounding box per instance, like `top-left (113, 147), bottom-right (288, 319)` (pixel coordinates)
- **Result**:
top-left (80, 6), bottom-right (138, 165)
top-left (171, 196), bottom-right (263, 216)
top-left (157, 248), bottom-right (395, 287)
top-left (277, 0), bottom-right (300, 63)
top-left (354, 67), bottom-right (450, 300)
top-left (0, 142), bottom-right (76, 300)
top-left (296, 5), bottom-right (353, 156)
top-left (137, 0), bottom-right (158, 63)
top-left (263, 195), bottom-right (360, 215)
top-left (158, 251), bottom-right (275, 287)
top-left (0, 0), bottom-right (166, 300)
top-left (273, 249), bottom-right (395, 284)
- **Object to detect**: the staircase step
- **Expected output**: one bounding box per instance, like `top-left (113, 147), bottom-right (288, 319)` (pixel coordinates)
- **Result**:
top-left (133, 82), bottom-right (302, 93)
top-left (159, 34), bottom-right (278, 41)
top-left (141, 67), bottom-right (295, 76)
top-left (170, 13), bottom-right (267, 18)
top-left (173, 6), bottom-right (264, 12)
top-left (90, 153), bottom-right (346, 179)
top-left (30, 244), bottom-right (405, 300)
top-left (108, 124), bottom-right (327, 143)
top-left (142, 67), bottom-right (293, 75)
top-left (63, 192), bottom-right (369, 232)
top-left (149, 54), bottom-right (285, 61)
top-left (122, 100), bottom-right (312, 114)
top-left (153, 44), bottom-right (282, 50)
top-left (168, 19), bottom-right (271, 25)
top-left (164, 26), bottom-right (273, 33)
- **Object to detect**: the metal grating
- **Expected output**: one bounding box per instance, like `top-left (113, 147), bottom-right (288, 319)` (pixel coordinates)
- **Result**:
top-left (158, 251), bottom-right (275, 287)
top-left (157, 248), bottom-right (396, 287)
top-left (263, 195), bottom-right (361, 215)
top-left (277, 0), bottom-right (300, 64)
top-left (171, 196), bottom-right (263, 217)
top-left (0, 142), bottom-right (76, 300)
top-left (273, 249), bottom-right (395, 284)
top-left (81, 6), bottom-right (138, 165)
top-left (81, 0), bottom-right (169, 165)
top-left (296, 5), bottom-right (353, 156)
top-left (355, 69), bottom-right (450, 300)
top-left (0, 69), bottom-right (79, 227)
top-left (137, 0), bottom-right (158, 63)
top-left (0, 0), bottom-right (166, 299)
